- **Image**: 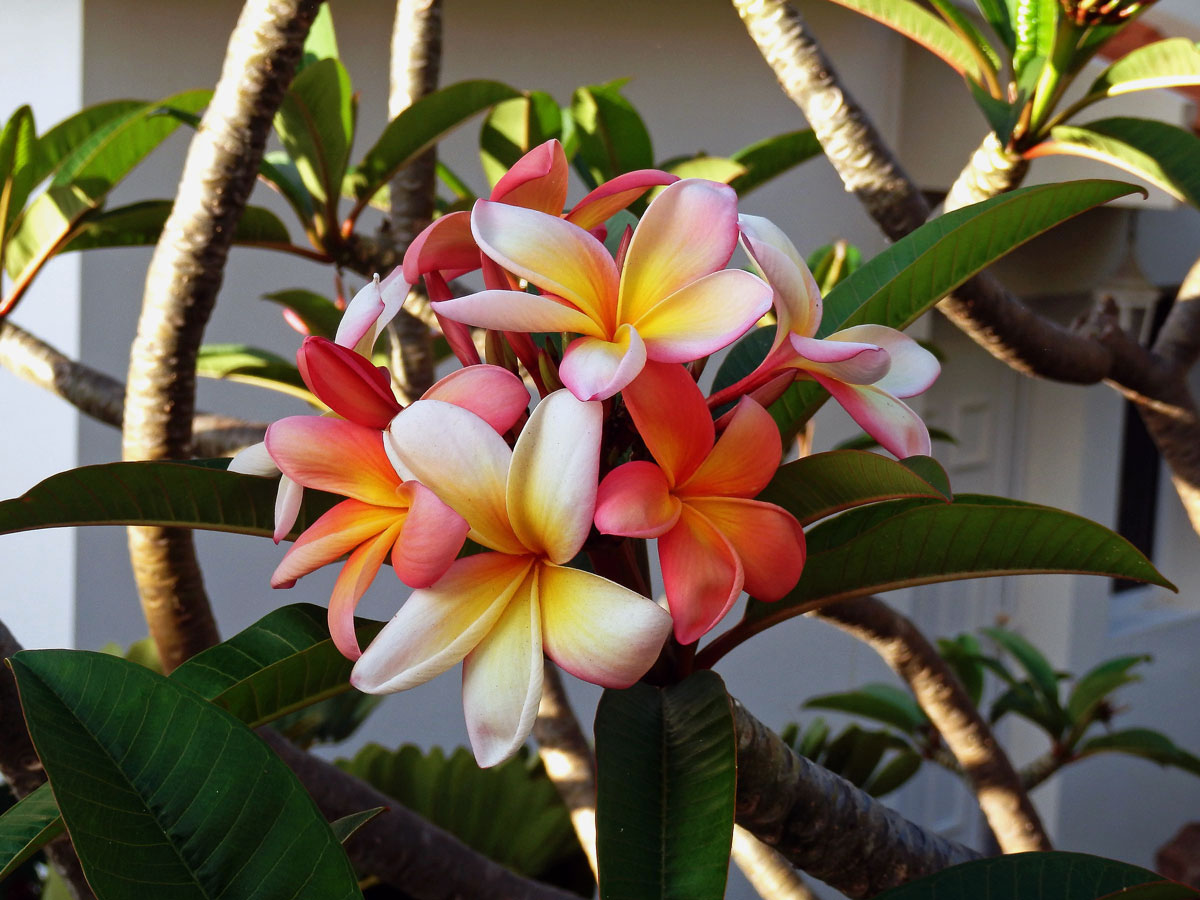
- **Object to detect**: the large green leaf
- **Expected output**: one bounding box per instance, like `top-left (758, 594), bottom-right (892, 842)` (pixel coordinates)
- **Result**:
top-left (700, 495), bottom-right (1173, 663)
top-left (197, 343), bottom-right (314, 401)
top-left (1011, 0), bottom-right (1056, 82)
top-left (274, 57), bottom-right (355, 213)
top-left (1080, 39), bottom-right (1200, 108)
top-left (727, 129), bottom-right (822, 196)
top-left (172, 604), bottom-right (383, 728)
top-left (1032, 119), bottom-right (1200, 208)
top-left (570, 82), bottom-right (654, 187)
top-left (58, 200), bottom-right (290, 255)
top-left (0, 460), bottom-right (338, 541)
top-left (11, 650), bottom-right (363, 899)
top-left (595, 670), bottom-right (736, 900)
top-left (768, 179), bottom-right (1142, 437)
top-left (0, 783), bottom-right (62, 881)
top-left (23, 99), bottom-right (145, 194)
top-left (822, 0), bottom-right (983, 81)
top-left (871, 851), bottom-right (1163, 899)
top-left (347, 80), bottom-right (521, 216)
top-left (759, 450), bottom-right (951, 527)
top-left (480, 91), bottom-right (564, 188)
top-left (300, 2), bottom-right (339, 68)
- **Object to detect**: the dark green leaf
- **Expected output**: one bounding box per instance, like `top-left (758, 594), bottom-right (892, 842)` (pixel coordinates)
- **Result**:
top-left (796, 717), bottom-right (830, 759)
top-left (823, 0), bottom-right (985, 80)
top-left (863, 750), bottom-right (923, 797)
top-left (262, 288), bottom-right (344, 339)
top-left (273, 691), bottom-right (383, 748)
top-left (595, 670), bottom-right (736, 900)
top-left (805, 683), bottom-right (928, 733)
top-left (1096, 882), bottom-right (1200, 900)
top-left (0, 783), bottom-right (63, 881)
top-left (990, 682), bottom-right (1062, 734)
top-left (11, 650), bottom-right (363, 899)
top-left (274, 58), bottom-right (355, 211)
top-left (329, 808), bottom-right (384, 844)
top-left (938, 634), bottom-right (986, 707)
top-left (0, 460), bottom-right (339, 541)
top-left (728, 129), bottom-right (822, 196)
top-left (1077, 728), bottom-right (1192, 767)
top-left (982, 626), bottom-right (1062, 713)
top-left (1066, 654), bottom-right (1150, 724)
top-left (480, 91), bottom-right (563, 188)
top-left (837, 728), bottom-right (892, 787)
top-left (570, 82), bottom-right (654, 186)
top-left (710, 325), bottom-right (772, 396)
top-left (58, 200), bottom-right (290, 255)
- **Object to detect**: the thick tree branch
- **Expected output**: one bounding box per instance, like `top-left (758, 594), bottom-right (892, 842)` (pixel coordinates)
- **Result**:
top-left (258, 728), bottom-right (580, 900)
top-left (1, 319), bottom-right (266, 457)
top-left (122, 0), bottom-right (319, 672)
top-left (733, 699), bottom-right (982, 897)
top-left (813, 597), bottom-right (1051, 853)
top-left (732, 825), bottom-right (819, 900)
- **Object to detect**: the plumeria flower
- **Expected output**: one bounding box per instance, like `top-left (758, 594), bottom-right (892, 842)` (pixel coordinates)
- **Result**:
top-left (430, 178), bottom-right (773, 401)
top-left (594, 362), bottom-right (806, 644)
top-left (713, 215), bottom-right (941, 458)
top-left (354, 390), bottom-right (673, 766)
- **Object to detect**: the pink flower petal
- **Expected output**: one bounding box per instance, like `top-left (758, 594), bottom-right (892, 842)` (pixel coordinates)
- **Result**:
top-left (620, 360), bottom-right (713, 485)
top-left (559, 325), bottom-right (647, 401)
top-left (490, 139), bottom-right (569, 214)
top-left (788, 334), bottom-right (891, 385)
top-left (618, 179), bottom-right (739, 323)
top-left (271, 499), bottom-right (400, 589)
top-left (267, 417), bottom-right (400, 505)
top-left (539, 562), bottom-right (673, 687)
top-left (351, 553), bottom-right (534, 694)
top-left (565, 169), bottom-right (679, 232)
top-left (273, 475), bottom-right (304, 544)
top-left (337, 268), bottom-right (409, 353)
top-left (402, 211), bottom-right (479, 282)
top-left (683, 397), bottom-right (781, 499)
top-left (433, 288), bottom-right (600, 337)
top-left (738, 214), bottom-right (823, 345)
top-left (426, 271), bottom-right (481, 366)
top-left (687, 497), bottom-right (805, 602)
top-left (659, 506), bottom-right (743, 644)
top-left (507, 390), bottom-right (602, 565)
top-left (595, 461), bottom-right (682, 539)
top-left (297, 337), bottom-right (401, 429)
top-left (421, 365), bottom-right (529, 433)
top-left (635, 269), bottom-right (773, 363)
top-left (830, 325), bottom-right (940, 398)
top-left (391, 481), bottom-right (470, 588)
top-left (462, 572), bottom-right (543, 767)
top-left (327, 519), bottom-right (405, 660)
top-left (812, 374), bottom-right (933, 458)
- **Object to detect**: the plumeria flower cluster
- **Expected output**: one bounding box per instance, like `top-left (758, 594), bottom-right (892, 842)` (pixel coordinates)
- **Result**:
top-left (235, 139), bottom-right (940, 766)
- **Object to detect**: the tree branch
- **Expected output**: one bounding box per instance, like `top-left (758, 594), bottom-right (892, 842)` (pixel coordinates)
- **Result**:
top-left (812, 597), bottom-right (1051, 853)
top-left (122, 0), bottom-right (319, 672)
top-left (732, 825), bottom-right (819, 900)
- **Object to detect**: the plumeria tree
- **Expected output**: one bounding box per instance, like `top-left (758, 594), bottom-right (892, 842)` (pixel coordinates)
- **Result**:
top-left (2, 2), bottom-right (1200, 900)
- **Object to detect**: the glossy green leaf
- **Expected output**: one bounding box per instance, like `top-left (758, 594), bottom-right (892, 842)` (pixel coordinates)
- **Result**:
top-left (262, 287), bottom-right (343, 339)
top-left (261, 150), bottom-right (315, 222)
top-left (0, 783), bottom-right (62, 881)
top-left (337, 744), bottom-right (587, 885)
top-left (975, 0), bottom-right (1015, 53)
top-left (823, 0), bottom-right (984, 81)
top-left (12, 650), bottom-right (363, 899)
top-left (348, 80), bottom-right (522, 214)
top-left (981, 626), bottom-right (1062, 712)
top-left (301, 2), bottom-right (339, 67)
top-left (0, 460), bottom-right (338, 542)
top-left (768, 179), bottom-right (1143, 437)
top-left (329, 808), bottom-right (384, 845)
top-left (1034, 119), bottom-right (1200, 207)
top-left (728, 129), bottom-right (822, 196)
top-left (704, 494), bottom-right (1173, 663)
top-left (172, 604), bottom-right (383, 728)
top-left (1066, 654), bottom-right (1149, 724)
top-left (805, 683), bottom-right (928, 733)
top-left (197, 342), bottom-right (314, 400)
top-left (57, 200), bottom-right (290, 255)
top-left (1011, 0), bottom-right (1056, 82)
top-left (595, 670), bottom-right (736, 900)
top-left (760, 450), bottom-right (951, 527)
top-left (872, 851), bottom-right (1164, 899)
top-left (930, 0), bottom-right (1003, 71)
top-left (659, 154), bottom-right (746, 188)
top-left (570, 82), bottom-right (654, 186)
top-left (274, 57), bottom-right (355, 211)
top-left (1078, 728), bottom-right (1200, 775)
top-left (480, 91), bottom-right (563, 187)
top-left (1081, 39), bottom-right (1200, 108)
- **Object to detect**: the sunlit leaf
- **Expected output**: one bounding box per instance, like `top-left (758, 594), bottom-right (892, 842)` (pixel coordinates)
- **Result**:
top-left (262, 287), bottom-right (344, 339)
top-left (196, 342), bottom-right (315, 402)
top-left (1080, 39), bottom-right (1200, 109)
top-left (301, 2), bottom-right (339, 68)
top-left (58, 200), bottom-right (290, 255)
top-left (728, 129), bottom-right (821, 196)
top-left (0, 783), bottom-right (62, 881)
top-left (480, 91), bottom-right (563, 187)
top-left (274, 58), bottom-right (355, 212)
top-left (822, 0), bottom-right (984, 81)
top-left (570, 81), bottom-right (654, 187)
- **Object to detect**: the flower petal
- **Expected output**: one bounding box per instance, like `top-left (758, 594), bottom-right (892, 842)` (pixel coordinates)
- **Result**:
top-left (635, 269), bottom-right (772, 362)
top-left (507, 390), bottom-right (602, 564)
top-left (273, 475), bottom-right (304, 544)
top-left (788, 334), bottom-right (890, 385)
top-left (618, 179), bottom-right (739, 323)
top-left (830, 325), bottom-right (940, 398)
top-left (559, 324), bottom-right (647, 401)
top-left (402, 211), bottom-right (479, 282)
top-left (687, 497), bottom-right (805, 602)
top-left (327, 519), bottom-right (405, 660)
top-left (433, 288), bottom-right (601, 337)
top-left (385, 399), bottom-right (524, 554)
top-left (337, 268), bottom-right (409, 354)
top-left (227, 441), bottom-right (276, 476)
top-left (658, 505), bottom-right (743, 645)
top-left (620, 360), bottom-right (712, 485)
top-left (539, 562), bottom-right (672, 687)
top-left (271, 499), bottom-right (400, 589)
top-left (683, 396), bottom-right (781, 498)
top-left (390, 481), bottom-right (469, 588)
top-left (738, 213), bottom-right (822, 343)
top-left (421, 365), bottom-right (530, 433)
top-left (267, 417), bottom-right (400, 505)
top-left (565, 169), bottom-right (679, 232)
top-left (351, 552), bottom-right (533, 694)
top-left (490, 139), bottom-right (569, 214)
top-left (812, 374), bottom-right (933, 458)
top-left (472, 199), bottom-right (618, 329)
top-left (297, 337), bottom-right (401, 429)
top-left (462, 566), bottom-right (543, 767)
top-left (595, 461), bottom-right (681, 539)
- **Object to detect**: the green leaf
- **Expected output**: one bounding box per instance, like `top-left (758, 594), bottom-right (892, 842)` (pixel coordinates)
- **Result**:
top-left (1077, 728), bottom-right (1195, 768)
top-left (768, 179), bottom-right (1144, 438)
top-left (0, 783), bottom-right (63, 881)
top-left (981, 626), bottom-right (1062, 713)
top-left (659, 154), bottom-right (746, 187)
top-left (710, 325), bottom-right (772, 396)
top-left (990, 682), bottom-right (1061, 733)
top-left (1096, 883), bottom-right (1200, 900)
top-left (0, 105), bottom-right (36, 262)
top-left (805, 683), bottom-right (928, 734)
top-left (759, 450), bottom-right (952, 528)
top-left (301, 2), bottom-right (339, 67)
top-left (1035, 119), bottom-right (1200, 208)
top-left (348, 80), bottom-right (522, 213)
top-left (728, 129), bottom-right (822, 196)
top-left (274, 57), bottom-right (355, 213)
top-left (570, 82), bottom-right (654, 186)
top-left (261, 150), bottom-right (315, 222)
top-left (938, 634), bottom-right (986, 707)
top-left (480, 91), bottom-right (563, 188)
top-left (12, 650), bottom-right (363, 899)
top-left (711, 495), bottom-right (1173, 660)
top-left (928, 0), bottom-right (1003, 74)
top-left (196, 342), bottom-right (314, 401)
top-left (262, 288), bottom-right (344, 339)
top-left (795, 718), bottom-right (831, 759)
top-left (329, 808), bottom-right (384, 845)
top-left (975, 0), bottom-right (1015, 53)
top-left (273, 691), bottom-right (384, 748)
top-left (1081, 39), bottom-right (1200, 108)
top-left (20, 100), bottom-right (144, 207)
top-left (871, 850), bottom-right (1164, 899)
top-left (337, 744), bottom-right (587, 885)
top-left (822, 0), bottom-right (984, 81)
top-left (57, 200), bottom-right (290, 255)
top-left (863, 750), bottom-right (923, 797)
top-left (807, 240), bottom-right (863, 295)
top-left (1066, 654), bottom-right (1150, 724)
top-left (834, 728), bottom-right (892, 787)
top-left (595, 670), bottom-right (736, 900)
top-left (1012, 0), bottom-right (1056, 83)
top-left (0, 460), bottom-right (339, 542)
top-left (172, 604), bottom-right (384, 728)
